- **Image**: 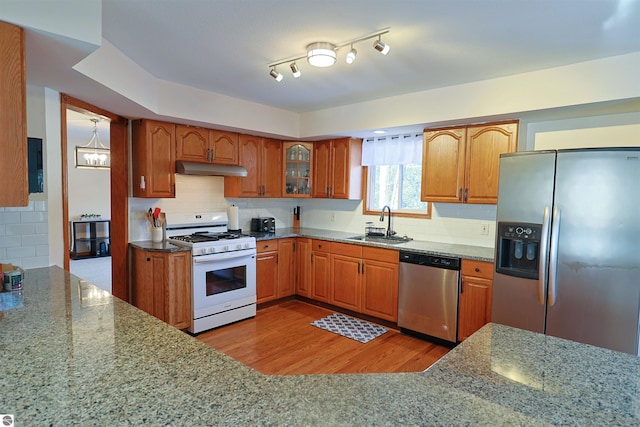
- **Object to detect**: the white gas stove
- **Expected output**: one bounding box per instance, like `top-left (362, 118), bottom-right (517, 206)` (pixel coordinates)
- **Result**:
top-left (164, 212), bottom-right (257, 334)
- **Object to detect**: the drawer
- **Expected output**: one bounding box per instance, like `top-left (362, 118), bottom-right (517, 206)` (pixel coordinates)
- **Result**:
top-left (256, 239), bottom-right (278, 253)
top-left (362, 246), bottom-right (398, 264)
top-left (461, 259), bottom-right (494, 279)
top-left (330, 242), bottom-right (362, 258)
top-left (312, 239), bottom-right (330, 252)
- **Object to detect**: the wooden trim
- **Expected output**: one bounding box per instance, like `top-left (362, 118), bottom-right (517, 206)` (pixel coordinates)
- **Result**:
top-left (361, 166), bottom-right (432, 219)
top-left (60, 93), bottom-right (130, 301)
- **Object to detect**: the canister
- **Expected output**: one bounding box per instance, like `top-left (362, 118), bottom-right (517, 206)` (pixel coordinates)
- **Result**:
top-left (3, 269), bottom-right (23, 291)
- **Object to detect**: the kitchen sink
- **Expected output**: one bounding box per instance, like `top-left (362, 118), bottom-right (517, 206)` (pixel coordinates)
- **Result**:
top-left (346, 235), bottom-right (413, 245)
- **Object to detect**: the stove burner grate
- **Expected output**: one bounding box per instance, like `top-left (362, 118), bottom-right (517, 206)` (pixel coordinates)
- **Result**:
top-left (170, 232), bottom-right (247, 243)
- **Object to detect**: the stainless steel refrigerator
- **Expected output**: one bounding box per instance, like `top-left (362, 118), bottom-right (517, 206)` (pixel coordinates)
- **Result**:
top-left (492, 148), bottom-right (640, 355)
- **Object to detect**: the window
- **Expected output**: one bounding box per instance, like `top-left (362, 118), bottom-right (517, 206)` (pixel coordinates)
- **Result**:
top-left (362, 134), bottom-right (430, 218)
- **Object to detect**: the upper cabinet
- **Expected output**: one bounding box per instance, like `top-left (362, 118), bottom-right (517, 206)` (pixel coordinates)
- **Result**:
top-left (131, 119), bottom-right (176, 198)
top-left (283, 142), bottom-right (313, 197)
top-left (0, 22), bottom-right (27, 207)
top-left (421, 121), bottom-right (517, 204)
top-left (224, 135), bottom-right (282, 197)
top-left (175, 125), bottom-right (239, 165)
top-left (312, 137), bottom-right (362, 199)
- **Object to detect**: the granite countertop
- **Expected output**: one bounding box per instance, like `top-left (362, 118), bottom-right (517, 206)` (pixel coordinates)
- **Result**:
top-left (129, 240), bottom-right (191, 252)
top-left (251, 227), bottom-right (495, 262)
top-left (2, 267), bottom-right (639, 425)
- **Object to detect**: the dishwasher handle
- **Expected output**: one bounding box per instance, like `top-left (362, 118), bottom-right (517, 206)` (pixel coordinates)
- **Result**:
top-left (399, 251), bottom-right (460, 271)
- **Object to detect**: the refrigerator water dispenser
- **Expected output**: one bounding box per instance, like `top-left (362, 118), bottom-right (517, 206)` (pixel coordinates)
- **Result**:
top-left (496, 222), bottom-right (542, 279)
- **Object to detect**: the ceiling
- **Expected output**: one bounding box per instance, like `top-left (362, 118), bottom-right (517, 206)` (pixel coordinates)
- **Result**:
top-left (21, 0), bottom-right (640, 136)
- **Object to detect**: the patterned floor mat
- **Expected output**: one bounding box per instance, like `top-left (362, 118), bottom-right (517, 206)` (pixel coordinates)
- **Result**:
top-left (311, 313), bottom-right (388, 343)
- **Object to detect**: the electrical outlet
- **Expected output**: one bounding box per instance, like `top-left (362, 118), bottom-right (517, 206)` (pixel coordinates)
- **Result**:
top-left (330, 212), bottom-right (336, 222)
top-left (480, 223), bottom-right (490, 235)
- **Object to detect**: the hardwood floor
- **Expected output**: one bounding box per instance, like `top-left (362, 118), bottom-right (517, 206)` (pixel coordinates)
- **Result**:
top-left (196, 300), bottom-right (451, 375)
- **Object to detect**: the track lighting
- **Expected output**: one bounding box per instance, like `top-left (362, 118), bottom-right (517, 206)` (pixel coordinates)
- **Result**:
top-left (269, 67), bottom-right (283, 82)
top-left (290, 62), bottom-right (301, 78)
top-left (267, 27), bottom-right (390, 81)
top-left (346, 45), bottom-right (357, 64)
top-left (373, 35), bottom-right (390, 55)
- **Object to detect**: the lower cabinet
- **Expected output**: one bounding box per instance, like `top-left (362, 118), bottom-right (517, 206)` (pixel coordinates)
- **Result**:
top-left (361, 247), bottom-right (399, 322)
top-left (458, 259), bottom-right (494, 341)
top-left (256, 240), bottom-right (278, 304)
top-left (329, 243), bottom-right (362, 312)
top-left (328, 242), bottom-right (400, 322)
top-left (256, 238), bottom-right (296, 304)
top-left (295, 237), bottom-right (312, 297)
top-left (130, 246), bottom-right (191, 330)
top-left (311, 240), bottom-right (331, 302)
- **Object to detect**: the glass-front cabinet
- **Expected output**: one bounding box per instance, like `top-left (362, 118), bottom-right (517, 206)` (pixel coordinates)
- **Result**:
top-left (283, 142), bottom-right (313, 197)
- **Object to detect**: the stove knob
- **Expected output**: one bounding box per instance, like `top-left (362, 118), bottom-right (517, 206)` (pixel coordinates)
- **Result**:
top-left (224, 245), bottom-right (229, 251)
top-left (244, 242), bottom-right (251, 249)
top-left (208, 247), bottom-right (216, 254)
top-left (200, 248), bottom-right (208, 255)
top-left (235, 243), bottom-right (242, 251)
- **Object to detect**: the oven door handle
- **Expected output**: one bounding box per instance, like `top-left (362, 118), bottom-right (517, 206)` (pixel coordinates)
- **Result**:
top-left (193, 250), bottom-right (256, 263)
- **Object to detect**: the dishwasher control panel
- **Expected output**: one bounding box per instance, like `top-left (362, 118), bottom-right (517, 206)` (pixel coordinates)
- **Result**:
top-left (399, 252), bottom-right (460, 271)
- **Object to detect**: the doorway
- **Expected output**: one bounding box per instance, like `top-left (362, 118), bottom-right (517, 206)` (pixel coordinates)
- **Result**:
top-left (66, 109), bottom-right (112, 292)
top-left (60, 94), bottom-right (129, 301)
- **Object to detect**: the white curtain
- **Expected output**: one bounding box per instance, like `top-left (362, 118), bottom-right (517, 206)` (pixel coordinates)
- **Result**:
top-left (361, 133), bottom-right (423, 166)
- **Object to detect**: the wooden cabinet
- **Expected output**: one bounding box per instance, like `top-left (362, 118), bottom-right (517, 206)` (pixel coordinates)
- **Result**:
top-left (256, 238), bottom-right (296, 304)
top-left (421, 121), bottom-right (517, 204)
top-left (175, 125), bottom-right (239, 165)
top-left (311, 240), bottom-right (331, 302)
top-left (130, 246), bottom-right (191, 330)
top-left (278, 238), bottom-right (296, 298)
top-left (329, 243), bottom-right (362, 312)
top-left (361, 247), bottom-right (399, 322)
top-left (295, 237), bottom-right (312, 297)
top-left (312, 138), bottom-right (362, 199)
top-left (0, 22), bottom-right (27, 207)
top-left (224, 135), bottom-right (282, 197)
top-left (283, 142), bottom-right (313, 197)
top-left (131, 120), bottom-right (176, 198)
top-left (458, 259), bottom-right (494, 341)
top-left (256, 240), bottom-right (278, 304)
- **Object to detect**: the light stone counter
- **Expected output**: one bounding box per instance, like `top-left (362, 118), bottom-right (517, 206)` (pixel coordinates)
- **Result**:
top-left (251, 227), bottom-right (495, 262)
top-left (2, 267), bottom-right (638, 425)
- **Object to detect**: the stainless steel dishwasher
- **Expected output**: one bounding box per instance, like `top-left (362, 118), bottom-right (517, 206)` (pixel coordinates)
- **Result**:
top-left (398, 251), bottom-right (460, 344)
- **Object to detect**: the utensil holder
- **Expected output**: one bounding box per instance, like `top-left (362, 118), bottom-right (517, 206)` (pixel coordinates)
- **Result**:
top-left (151, 227), bottom-right (163, 243)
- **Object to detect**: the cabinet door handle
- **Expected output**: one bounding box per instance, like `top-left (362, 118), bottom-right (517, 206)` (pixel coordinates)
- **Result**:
top-left (311, 253), bottom-right (314, 264)
top-left (357, 262), bottom-right (360, 274)
top-left (459, 187), bottom-right (463, 201)
top-left (211, 148), bottom-right (215, 162)
top-left (464, 188), bottom-right (468, 202)
top-left (276, 254), bottom-right (279, 264)
top-left (146, 257), bottom-right (151, 262)
top-left (361, 262), bottom-right (364, 275)
top-left (460, 277), bottom-right (464, 294)
top-left (475, 267), bottom-right (480, 273)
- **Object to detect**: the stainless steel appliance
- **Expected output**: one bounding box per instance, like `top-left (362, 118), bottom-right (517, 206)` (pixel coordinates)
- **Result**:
top-left (398, 251), bottom-right (460, 343)
top-left (493, 148), bottom-right (640, 355)
top-left (165, 212), bottom-right (257, 334)
top-left (251, 217), bottom-right (275, 233)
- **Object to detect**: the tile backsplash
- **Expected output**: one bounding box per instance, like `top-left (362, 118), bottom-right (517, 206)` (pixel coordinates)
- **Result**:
top-left (0, 200), bottom-right (50, 269)
top-left (129, 174), bottom-right (497, 248)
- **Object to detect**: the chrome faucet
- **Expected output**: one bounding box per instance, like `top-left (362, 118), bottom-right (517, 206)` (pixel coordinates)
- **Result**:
top-left (380, 205), bottom-right (395, 237)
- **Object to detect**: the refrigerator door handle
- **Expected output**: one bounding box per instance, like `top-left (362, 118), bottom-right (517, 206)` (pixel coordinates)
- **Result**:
top-left (548, 206), bottom-right (561, 307)
top-left (538, 206), bottom-right (551, 305)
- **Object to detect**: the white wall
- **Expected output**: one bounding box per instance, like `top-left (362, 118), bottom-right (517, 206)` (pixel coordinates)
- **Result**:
top-left (525, 112), bottom-right (640, 150)
top-left (67, 118), bottom-right (111, 221)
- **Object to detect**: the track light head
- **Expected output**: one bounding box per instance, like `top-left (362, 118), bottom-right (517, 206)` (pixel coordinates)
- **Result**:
top-left (290, 62), bottom-right (301, 78)
top-left (346, 46), bottom-right (357, 64)
top-left (269, 67), bottom-right (283, 82)
top-left (373, 36), bottom-right (390, 55)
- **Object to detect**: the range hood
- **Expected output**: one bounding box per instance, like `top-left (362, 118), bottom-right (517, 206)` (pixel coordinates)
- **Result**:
top-left (176, 161), bottom-right (248, 177)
